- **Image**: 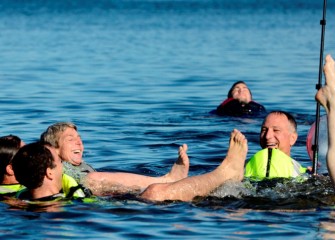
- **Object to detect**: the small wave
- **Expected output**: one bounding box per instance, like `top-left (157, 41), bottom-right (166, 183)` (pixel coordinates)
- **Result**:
top-left (197, 175), bottom-right (335, 210)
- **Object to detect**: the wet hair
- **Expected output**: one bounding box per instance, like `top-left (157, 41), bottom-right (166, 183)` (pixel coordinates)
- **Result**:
top-left (227, 81), bottom-right (252, 99)
top-left (40, 122), bottom-right (77, 148)
top-left (0, 135), bottom-right (22, 183)
top-left (11, 142), bottom-right (56, 189)
top-left (264, 111), bottom-right (297, 132)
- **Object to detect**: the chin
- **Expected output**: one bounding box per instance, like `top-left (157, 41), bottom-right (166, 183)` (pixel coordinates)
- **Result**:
top-left (71, 160), bottom-right (82, 166)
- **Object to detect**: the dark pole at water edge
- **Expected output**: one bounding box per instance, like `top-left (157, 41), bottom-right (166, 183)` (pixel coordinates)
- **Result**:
top-left (312, 0), bottom-right (327, 175)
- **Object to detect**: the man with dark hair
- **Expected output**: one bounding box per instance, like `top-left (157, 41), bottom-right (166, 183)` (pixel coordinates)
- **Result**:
top-left (11, 142), bottom-right (87, 201)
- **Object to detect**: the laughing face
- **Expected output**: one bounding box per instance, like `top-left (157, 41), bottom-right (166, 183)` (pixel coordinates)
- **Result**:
top-left (259, 112), bottom-right (298, 156)
top-left (56, 127), bottom-right (84, 166)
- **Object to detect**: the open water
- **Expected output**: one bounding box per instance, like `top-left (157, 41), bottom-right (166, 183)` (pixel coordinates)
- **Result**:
top-left (1, 0), bottom-right (335, 239)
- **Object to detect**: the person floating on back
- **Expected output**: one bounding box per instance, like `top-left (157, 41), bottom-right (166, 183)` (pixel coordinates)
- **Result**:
top-left (214, 81), bottom-right (266, 117)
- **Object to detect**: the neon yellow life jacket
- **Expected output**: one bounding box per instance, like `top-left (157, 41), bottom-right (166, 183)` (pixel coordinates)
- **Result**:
top-left (62, 174), bottom-right (86, 198)
top-left (245, 148), bottom-right (307, 179)
top-left (16, 174), bottom-right (87, 201)
top-left (0, 184), bottom-right (25, 195)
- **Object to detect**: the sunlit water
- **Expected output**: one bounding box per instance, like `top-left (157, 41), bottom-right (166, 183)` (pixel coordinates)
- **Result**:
top-left (1, 0), bottom-right (335, 238)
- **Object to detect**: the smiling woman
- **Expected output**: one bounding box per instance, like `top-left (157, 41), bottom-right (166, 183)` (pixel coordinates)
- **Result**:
top-left (40, 122), bottom-right (95, 183)
top-left (39, 122), bottom-right (190, 196)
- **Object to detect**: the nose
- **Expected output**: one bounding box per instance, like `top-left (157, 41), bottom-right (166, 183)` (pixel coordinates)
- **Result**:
top-left (265, 128), bottom-right (274, 139)
top-left (241, 88), bottom-right (248, 93)
top-left (75, 137), bottom-right (83, 145)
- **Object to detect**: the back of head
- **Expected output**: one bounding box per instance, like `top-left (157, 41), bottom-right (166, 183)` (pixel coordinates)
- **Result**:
top-left (11, 142), bottom-right (55, 189)
top-left (0, 135), bottom-right (22, 183)
top-left (40, 122), bottom-right (77, 148)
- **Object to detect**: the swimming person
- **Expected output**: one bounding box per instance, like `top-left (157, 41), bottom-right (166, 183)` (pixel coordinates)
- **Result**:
top-left (40, 122), bottom-right (190, 195)
top-left (11, 142), bottom-right (88, 201)
top-left (245, 111), bottom-right (307, 179)
top-left (315, 54), bottom-right (335, 188)
top-left (0, 135), bottom-right (26, 195)
top-left (214, 81), bottom-right (266, 117)
top-left (13, 129), bottom-right (247, 202)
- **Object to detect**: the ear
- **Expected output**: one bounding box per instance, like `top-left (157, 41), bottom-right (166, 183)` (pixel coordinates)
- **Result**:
top-left (45, 167), bottom-right (53, 180)
top-left (54, 147), bottom-right (61, 156)
top-left (6, 164), bottom-right (14, 176)
top-left (290, 132), bottom-right (298, 146)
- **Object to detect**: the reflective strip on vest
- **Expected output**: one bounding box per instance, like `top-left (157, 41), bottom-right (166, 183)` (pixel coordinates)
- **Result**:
top-left (0, 184), bottom-right (25, 194)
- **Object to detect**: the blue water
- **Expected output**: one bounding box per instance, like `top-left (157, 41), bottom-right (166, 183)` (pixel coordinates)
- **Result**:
top-left (1, 0), bottom-right (335, 238)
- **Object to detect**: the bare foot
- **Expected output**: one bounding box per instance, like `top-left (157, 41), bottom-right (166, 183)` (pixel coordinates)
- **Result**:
top-left (218, 129), bottom-right (248, 181)
top-left (164, 144), bottom-right (189, 182)
top-left (316, 54), bottom-right (335, 113)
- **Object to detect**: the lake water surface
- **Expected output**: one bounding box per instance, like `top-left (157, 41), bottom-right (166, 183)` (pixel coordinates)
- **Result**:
top-left (1, 0), bottom-right (335, 239)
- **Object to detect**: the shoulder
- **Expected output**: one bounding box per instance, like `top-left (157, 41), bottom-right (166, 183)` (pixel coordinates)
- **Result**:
top-left (216, 98), bottom-right (243, 116)
top-left (215, 99), bottom-right (266, 117)
top-left (79, 162), bottom-right (96, 173)
top-left (249, 101), bottom-right (266, 110)
top-left (63, 161), bottom-right (95, 173)
top-left (62, 160), bottom-right (95, 184)
top-left (0, 184), bottom-right (25, 195)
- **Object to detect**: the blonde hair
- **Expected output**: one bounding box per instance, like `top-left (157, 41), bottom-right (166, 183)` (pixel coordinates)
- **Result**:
top-left (40, 122), bottom-right (77, 148)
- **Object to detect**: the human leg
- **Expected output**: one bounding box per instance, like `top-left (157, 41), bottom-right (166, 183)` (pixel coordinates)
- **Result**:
top-left (139, 129), bottom-right (247, 202)
top-left (84, 144), bottom-right (189, 195)
top-left (315, 54), bottom-right (335, 185)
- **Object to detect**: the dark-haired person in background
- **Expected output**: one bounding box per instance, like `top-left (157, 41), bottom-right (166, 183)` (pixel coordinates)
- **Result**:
top-left (214, 81), bottom-right (266, 117)
top-left (0, 135), bottom-right (26, 195)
